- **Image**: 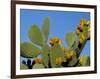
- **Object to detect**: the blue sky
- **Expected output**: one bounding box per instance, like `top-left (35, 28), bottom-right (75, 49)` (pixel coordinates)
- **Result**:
top-left (20, 9), bottom-right (90, 56)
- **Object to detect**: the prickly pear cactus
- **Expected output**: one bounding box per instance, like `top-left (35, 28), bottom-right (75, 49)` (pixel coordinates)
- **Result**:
top-left (20, 17), bottom-right (90, 69)
top-left (21, 42), bottom-right (40, 58)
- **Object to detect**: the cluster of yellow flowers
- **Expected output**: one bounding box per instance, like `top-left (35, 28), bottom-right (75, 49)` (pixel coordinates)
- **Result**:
top-left (48, 18), bottom-right (91, 65)
top-left (49, 37), bottom-right (62, 46)
top-left (66, 50), bottom-right (76, 60)
top-left (49, 37), bottom-right (76, 65)
top-left (55, 57), bottom-right (62, 65)
top-left (76, 18), bottom-right (90, 43)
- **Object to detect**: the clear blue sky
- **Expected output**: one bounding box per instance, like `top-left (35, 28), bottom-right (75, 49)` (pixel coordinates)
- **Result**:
top-left (20, 9), bottom-right (90, 56)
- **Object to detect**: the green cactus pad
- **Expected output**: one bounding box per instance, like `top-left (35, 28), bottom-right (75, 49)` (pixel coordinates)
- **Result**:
top-left (32, 63), bottom-right (44, 69)
top-left (42, 44), bottom-right (50, 68)
top-left (66, 32), bottom-right (76, 47)
top-left (21, 42), bottom-right (40, 58)
top-left (42, 17), bottom-right (50, 43)
top-left (50, 43), bottom-right (65, 67)
top-left (82, 27), bottom-right (90, 40)
top-left (79, 55), bottom-right (90, 66)
top-left (20, 64), bottom-right (28, 70)
top-left (28, 24), bottom-right (44, 46)
top-left (68, 57), bottom-right (78, 66)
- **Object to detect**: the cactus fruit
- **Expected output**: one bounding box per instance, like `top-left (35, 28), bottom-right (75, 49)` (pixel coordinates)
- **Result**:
top-left (49, 37), bottom-right (62, 46)
top-left (34, 58), bottom-right (42, 63)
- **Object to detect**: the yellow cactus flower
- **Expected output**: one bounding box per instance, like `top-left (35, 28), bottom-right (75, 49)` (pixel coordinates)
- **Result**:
top-left (66, 50), bottom-right (76, 60)
top-left (66, 53), bottom-right (71, 59)
top-left (79, 18), bottom-right (86, 28)
top-left (79, 18), bottom-right (87, 28)
top-left (76, 28), bottom-right (80, 35)
top-left (87, 26), bottom-right (90, 40)
top-left (79, 38), bottom-right (83, 44)
top-left (50, 37), bottom-right (62, 46)
top-left (79, 56), bottom-right (84, 64)
top-left (86, 21), bottom-right (90, 26)
top-left (79, 55), bottom-right (88, 65)
top-left (50, 38), bottom-right (55, 46)
top-left (55, 37), bottom-right (62, 45)
top-left (34, 58), bottom-right (42, 63)
top-left (76, 27), bottom-right (83, 35)
top-left (79, 33), bottom-right (85, 43)
top-left (87, 26), bottom-right (90, 32)
top-left (61, 46), bottom-right (67, 53)
top-left (78, 18), bottom-right (90, 30)
top-left (55, 57), bottom-right (62, 65)
top-left (87, 32), bottom-right (90, 40)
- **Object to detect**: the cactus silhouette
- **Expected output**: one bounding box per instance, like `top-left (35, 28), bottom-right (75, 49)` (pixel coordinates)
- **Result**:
top-left (20, 17), bottom-right (90, 69)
